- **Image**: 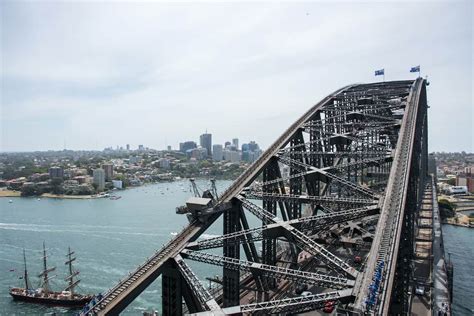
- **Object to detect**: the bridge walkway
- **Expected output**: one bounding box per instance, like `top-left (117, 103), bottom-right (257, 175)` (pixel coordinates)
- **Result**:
top-left (432, 178), bottom-right (452, 316)
top-left (411, 180), bottom-right (433, 316)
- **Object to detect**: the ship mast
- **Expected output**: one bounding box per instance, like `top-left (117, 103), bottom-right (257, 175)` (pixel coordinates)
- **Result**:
top-left (23, 249), bottom-right (30, 290)
top-left (38, 241), bottom-right (56, 294)
top-left (64, 246), bottom-right (80, 296)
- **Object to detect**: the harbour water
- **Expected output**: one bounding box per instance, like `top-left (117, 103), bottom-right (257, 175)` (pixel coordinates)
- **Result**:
top-left (0, 180), bottom-right (230, 315)
top-left (442, 224), bottom-right (474, 315)
top-left (1, 180), bottom-right (473, 315)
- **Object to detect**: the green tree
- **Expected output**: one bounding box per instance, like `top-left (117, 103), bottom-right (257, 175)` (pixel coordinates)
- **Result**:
top-left (51, 178), bottom-right (64, 194)
top-left (447, 178), bottom-right (456, 186)
top-left (438, 198), bottom-right (456, 219)
top-left (21, 185), bottom-right (38, 197)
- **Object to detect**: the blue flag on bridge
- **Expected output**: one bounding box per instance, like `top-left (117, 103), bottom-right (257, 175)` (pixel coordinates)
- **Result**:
top-left (375, 69), bottom-right (384, 76)
top-left (410, 65), bottom-right (420, 73)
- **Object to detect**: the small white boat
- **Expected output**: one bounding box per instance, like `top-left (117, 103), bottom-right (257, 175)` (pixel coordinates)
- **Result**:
top-left (9, 199), bottom-right (13, 203)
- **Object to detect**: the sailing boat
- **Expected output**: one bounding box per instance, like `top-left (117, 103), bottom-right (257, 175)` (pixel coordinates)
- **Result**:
top-left (9, 243), bottom-right (93, 307)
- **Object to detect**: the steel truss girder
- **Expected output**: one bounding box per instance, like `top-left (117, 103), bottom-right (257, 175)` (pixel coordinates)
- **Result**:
top-left (317, 109), bottom-right (399, 124)
top-left (181, 249), bottom-right (354, 289)
top-left (278, 152), bottom-right (393, 172)
top-left (231, 197), bottom-right (358, 281)
top-left (285, 225), bottom-right (358, 278)
top-left (220, 288), bottom-right (354, 314)
top-left (302, 120), bottom-right (400, 130)
top-left (320, 103), bottom-right (404, 112)
top-left (213, 196), bottom-right (357, 279)
top-left (303, 123), bottom-right (399, 137)
top-left (276, 156), bottom-right (376, 198)
top-left (334, 85), bottom-right (411, 98)
top-left (173, 255), bottom-right (220, 312)
top-left (237, 195), bottom-right (280, 224)
top-left (186, 206), bottom-right (379, 251)
top-left (292, 206), bottom-right (380, 231)
top-left (278, 150), bottom-right (389, 158)
top-left (247, 191), bottom-right (376, 208)
top-left (279, 132), bottom-right (389, 155)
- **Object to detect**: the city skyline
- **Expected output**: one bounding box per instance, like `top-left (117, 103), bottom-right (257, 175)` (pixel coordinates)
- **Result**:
top-left (1, 1), bottom-right (472, 153)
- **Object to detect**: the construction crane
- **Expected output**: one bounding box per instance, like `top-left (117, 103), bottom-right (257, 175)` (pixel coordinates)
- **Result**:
top-left (189, 178), bottom-right (200, 197)
top-left (210, 178), bottom-right (219, 202)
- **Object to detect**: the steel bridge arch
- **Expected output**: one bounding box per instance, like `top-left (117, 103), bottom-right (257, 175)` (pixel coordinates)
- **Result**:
top-left (82, 78), bottom-right (428, 315)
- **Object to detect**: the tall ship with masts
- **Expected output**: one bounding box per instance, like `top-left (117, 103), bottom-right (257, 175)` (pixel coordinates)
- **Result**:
top-left (9, 243), bottom-right (93, 307)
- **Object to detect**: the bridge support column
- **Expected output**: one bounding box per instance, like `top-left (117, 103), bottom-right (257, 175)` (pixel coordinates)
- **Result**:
top-left (162, 261), bottom-right (183, 316)
top-left (223, 200), bottom-right (240, 307)
top-left (289, 133), bottom-right (304, 219)
top-left (262, 162), bottom-right (279, 297)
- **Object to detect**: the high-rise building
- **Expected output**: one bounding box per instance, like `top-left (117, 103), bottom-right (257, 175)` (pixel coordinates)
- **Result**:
top-left (212, 144), bottom-right (223, 161)
top-left (232, 138), bottom-right (239, 148)
top-left (167, 145), bottom-right (172, 151)
top-left (138, 145), bottom-right (144, 151)
top-left (188, 148), bottom-right (208, 160)
top-left (129, 156), bottom-right (141, 164)
top-left (224, 141), bottom-right (231, 148)
top-left (93, 169), bottom-right (105, 191)
top-left (49, 167), bottom-right (64, 179)
top-left (223, 150), bottom-right (241, 163)
top-left (126, 144), bottom-right (130, 151)
top-left (180, 141), bottom-right (197, 153)
top-left (248, 141), bottom-right (259, 152)
top-left (157, 158), bottom-right (171, 169)
top-left (102, 164), bottom-right (114, 181)
top-left (200, 133), bottom-right (212, 157)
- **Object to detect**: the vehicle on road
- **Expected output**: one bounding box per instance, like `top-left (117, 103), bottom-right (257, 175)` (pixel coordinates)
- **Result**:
top-left (323, 300), bottom-right (335, 313)
top-left (415, 285), bottom-right (425, 295)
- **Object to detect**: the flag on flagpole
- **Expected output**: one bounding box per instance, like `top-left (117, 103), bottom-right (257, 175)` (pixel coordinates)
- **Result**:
top-left (375, 69), bottom-right (384, 76)
top-left (410, 65), bottom-right (420, 73)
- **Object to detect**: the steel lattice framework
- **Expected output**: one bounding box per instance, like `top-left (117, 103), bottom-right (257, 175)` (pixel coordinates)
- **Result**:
top-left (81, 79), bottom-right (428, 315)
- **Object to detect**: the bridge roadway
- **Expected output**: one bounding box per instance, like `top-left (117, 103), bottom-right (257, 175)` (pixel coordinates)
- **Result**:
top-left (82, 84), bottom-right (357, 315)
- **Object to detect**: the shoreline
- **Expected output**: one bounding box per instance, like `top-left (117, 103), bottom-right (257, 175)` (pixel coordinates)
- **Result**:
top-left (0, 190), bottom-right (21, 197)
top-left (0, 177), bottom-right (231, 200)
top-left (442, 220), bottom-right (473, 229)
top-left (1, 190), bottom-right (102, 200)
top-left (41, 193), bottom-right (96, 200)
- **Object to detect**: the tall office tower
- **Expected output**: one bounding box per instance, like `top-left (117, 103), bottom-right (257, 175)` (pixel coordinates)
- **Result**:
top-left (232, 138), bottom-right (239, 148)
top-left (200, 132), bottom-right (212, 157)
top-left (126, 144), bottom-right (130, 151)
top-left (180, 141), bottom-right (197, 153)
top-left (212, 144), bottom-right (223, 161)
top-left (102, 164), bottom-right (114, 181)
top-left (49, 167), bottom-right (64, 179)
top-left (93, 169), bottom-right (105, 191)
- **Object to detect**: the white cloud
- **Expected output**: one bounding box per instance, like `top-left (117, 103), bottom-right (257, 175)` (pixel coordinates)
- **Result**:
top-left (1, 1), bottom-right (472, 152)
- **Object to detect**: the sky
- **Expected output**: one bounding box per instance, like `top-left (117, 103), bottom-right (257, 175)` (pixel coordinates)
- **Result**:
top-left (1, 0), bottom-right (472, 152)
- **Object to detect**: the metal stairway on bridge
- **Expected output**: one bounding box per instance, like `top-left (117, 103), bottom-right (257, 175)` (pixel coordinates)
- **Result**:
top-left (81, 78), bottom-right (429, 315)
